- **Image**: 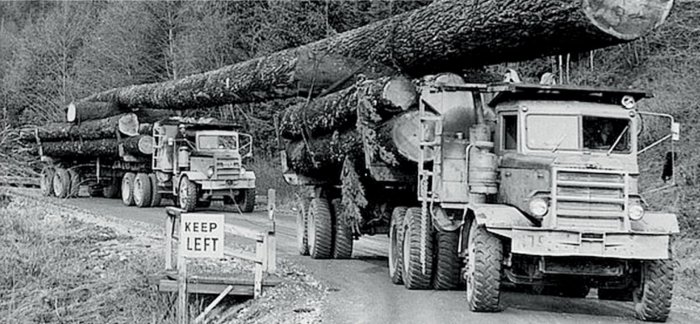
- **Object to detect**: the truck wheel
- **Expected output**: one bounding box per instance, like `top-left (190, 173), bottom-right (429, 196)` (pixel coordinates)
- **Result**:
top-left (67, 169), bottom-right (80, 198)
top-left (133, 173), bottom-right (152, 208)
top-left (296, 197), bottom-right (311, 256)
top-left (238, 188), bottom-right (256, 213)
top-left (52, 168), bottom-right (70, 198)
top-left (465, 218), bottom-right (502, 312)
top-left (308, 198), bottom-right (333, 259)
top-left (402, 207), bottom-right (434, 290)
top-left (433, 230), bottom-right (462, 290)
top-left (121, 172), bottom-right (136, 206)
top-left (389, 206), bottom-right (408, 284)
top-left (148, 173), bottom-right (162, 207)
top-left (332, 198), bottom-right (353, 259)
top-left (634, 259), bottom-right (673, 322)
top-left (40, 167), bottom-right (55, 197)
top-left (178, 176), bottom-right (198, 212)
top-left (103, 180), bottom-right (119, 199)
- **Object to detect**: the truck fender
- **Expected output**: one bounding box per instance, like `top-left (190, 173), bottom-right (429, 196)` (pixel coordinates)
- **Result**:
top-left (179, 171), bottom-right (208, 182)
top-left (631, 212), bottom-right (680, 234)
top-left (469, 203), bottom-right (534, 230)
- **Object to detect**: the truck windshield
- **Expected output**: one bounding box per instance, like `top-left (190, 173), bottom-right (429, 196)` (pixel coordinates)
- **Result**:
top-left (198, 135), bottom-right (238, 150)
top-left (526, 115), bottom-right (630, 153)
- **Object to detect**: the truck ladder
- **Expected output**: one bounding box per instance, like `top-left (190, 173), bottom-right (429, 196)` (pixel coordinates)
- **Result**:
top-left (417, 98), bottom-right (443, 274)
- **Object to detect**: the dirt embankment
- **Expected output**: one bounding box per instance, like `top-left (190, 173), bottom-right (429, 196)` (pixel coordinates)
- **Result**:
top-left (0, 189), bottom-right (325, 324)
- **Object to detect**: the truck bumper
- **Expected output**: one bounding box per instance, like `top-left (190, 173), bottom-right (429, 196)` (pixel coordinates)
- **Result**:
top-left (503, 228), bottom-right (670, 260)
top-left (199, 178), bottom-right (255, 190)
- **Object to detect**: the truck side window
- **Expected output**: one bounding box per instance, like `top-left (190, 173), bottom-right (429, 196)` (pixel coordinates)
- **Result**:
top-left (503, 115), bottom-right (517, 150)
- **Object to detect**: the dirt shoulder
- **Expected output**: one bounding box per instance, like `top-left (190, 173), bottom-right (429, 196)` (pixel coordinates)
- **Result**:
top-left (0, 189), bottom-right (325, 324)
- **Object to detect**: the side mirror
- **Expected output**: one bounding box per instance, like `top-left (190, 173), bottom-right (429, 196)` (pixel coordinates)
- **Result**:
top-left (661, 151), bottom-right (676, 182)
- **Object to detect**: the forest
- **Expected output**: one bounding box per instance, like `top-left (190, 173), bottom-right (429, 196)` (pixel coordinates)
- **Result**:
top-left (1, 0), bottom-right (700, 233)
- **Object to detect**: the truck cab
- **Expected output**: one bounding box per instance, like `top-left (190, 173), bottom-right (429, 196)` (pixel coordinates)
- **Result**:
top-left (152, 119), bottom-right (256, 212)
top-left (430, 83), bottom-right (679, 321)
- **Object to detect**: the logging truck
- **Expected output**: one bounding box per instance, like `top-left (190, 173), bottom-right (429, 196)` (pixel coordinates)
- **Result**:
top-left (286, 80), bottom-right (680, 322)
top-left (38, 118), bottom-right (257, 212)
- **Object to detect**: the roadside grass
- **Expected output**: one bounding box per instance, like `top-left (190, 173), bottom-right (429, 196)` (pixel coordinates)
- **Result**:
top-left (0, 194), bottom-right (176, 323)
top-left (672, 238), bottom-right (700, 304)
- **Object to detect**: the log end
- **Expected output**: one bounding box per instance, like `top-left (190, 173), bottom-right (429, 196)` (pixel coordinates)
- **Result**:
top-left (119, 113), bottom-right (140, 137)
top-left (66, 103), bottom-right (76, 123)
top-left (382, 76), bottom-right (418, 111)
top-left (584, 0), bottom-right (674, 40)
top-left (138, 135), bottom-right (154, 155)
top-left (391, 111), bottom-right (436, 162)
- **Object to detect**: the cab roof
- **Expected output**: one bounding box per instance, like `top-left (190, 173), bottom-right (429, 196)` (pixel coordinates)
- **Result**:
top-left (487, 83), bottom-right (652, 106)
top-left (432, 82), bottom-right (652, 107)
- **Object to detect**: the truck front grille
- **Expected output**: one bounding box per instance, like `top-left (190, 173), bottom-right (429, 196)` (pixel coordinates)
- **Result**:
top-left (552, 168), bottom-right (628, 231)
top-left (215, 157), bottom-right (241, 179)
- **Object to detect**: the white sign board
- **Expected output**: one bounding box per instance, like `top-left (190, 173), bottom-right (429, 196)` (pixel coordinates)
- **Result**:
top-left (179, 213), bottom-right (225, 259)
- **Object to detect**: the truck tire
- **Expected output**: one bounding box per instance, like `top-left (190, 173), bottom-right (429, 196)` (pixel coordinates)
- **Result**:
top-left (133, 173), bottom-right (152, 208)
top-left (67, 169), bottom-right (80, 198)
top-left (103, 180), bottom-right (120, 199)
top-left (52, 168), bottom-right (70, 198)
top-left (634, 259), bottom-right (673, 322)
top-left (121, 172), bottom-right (136, 206)
top-left (178, 176), bottom-right (198, 212)
top-left (40, 167), bottom-right (55, 197)
top-left (238, 188), bottom-right (256, 213)
top-left (466, 218), bottom-right (502, 312)
top-left (389, 206), bottom-right (408, 284)
top-left (148, 173), bottom-right (162, 207)
top-left (402, 207), bottom-right (434, 290)
top-left (332, 198), bottom-right (353, 259)
top-left (433, 230), bottom-right (462, 290)
top-left (308, 198), bottom-right (333, 259)
top-left (297, 197), bottom-right (311, 256)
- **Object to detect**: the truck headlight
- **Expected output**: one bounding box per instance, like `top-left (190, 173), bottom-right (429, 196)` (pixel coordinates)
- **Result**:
top-left (529, 197), bottom-right (549, 217)
top-left (207, 166), bottom-right (214, 178)
top-left (629, 204), bottom-right (645, 220)
top-left (240, 167), bottom-right (246, 175)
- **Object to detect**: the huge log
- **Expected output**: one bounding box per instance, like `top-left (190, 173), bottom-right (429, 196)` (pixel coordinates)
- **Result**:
top-left (286, 110), bottom-right (438, 176)
top-left (121, 135), bottom-right (154, 156)
top-left (78, 0), bottom-right (672, 110)
top-left (21, 114), bottom-right (139, 142)
top-left (66, 101), bottom-right (122, 123)
top-left (371, 110), bottom-right (437, 166)
top-left (41, 139), bottom-right (119, 159)
top-left (279, 76), bottom-right (416, 140)
top-left (285, 131), bottom-right (363, 177)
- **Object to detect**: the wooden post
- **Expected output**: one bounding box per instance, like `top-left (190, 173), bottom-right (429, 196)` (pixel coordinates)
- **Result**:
top-left (267, 189), bottom-right (277, 272)
top-left (194, 285), bottom-right (234, 324)
top-left (165, 211), bottom-right (174, 270)
top-left (254, 238), bottom-right (264, 298)
top-left (177, 251), bottom-right (188, 323)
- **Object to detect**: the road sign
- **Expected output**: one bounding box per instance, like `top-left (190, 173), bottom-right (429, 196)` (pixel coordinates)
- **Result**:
top-left (180, 213), bottom-right (224, 259)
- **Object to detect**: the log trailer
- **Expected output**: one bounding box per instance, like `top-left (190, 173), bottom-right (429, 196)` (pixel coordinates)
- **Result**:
top-left (38, 118), bottom-right (257, 212)
top-left (287, 80), bottom-right (680, 321)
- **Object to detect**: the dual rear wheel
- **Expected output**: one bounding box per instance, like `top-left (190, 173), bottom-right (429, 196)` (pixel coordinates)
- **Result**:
top-left (299, 197), bottom-right (354, 259)
top-left (121, 172), bottom-right (161, 208)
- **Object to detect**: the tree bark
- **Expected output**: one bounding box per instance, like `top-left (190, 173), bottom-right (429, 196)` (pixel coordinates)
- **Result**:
top-left (122, 135), bottom-right (154, 156)
top-left (41, 139), bottom-right (120, 159)
top-left (285, 131), bottom-right (363, 177)
top-left (21, 113), bottom-right (139, 142)
top-left (133, 108), bottom-right (177, 123)
top-left (78, 0), bottom-right (672, 110)
top-left (279, 76), bottom-right (417, 140)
